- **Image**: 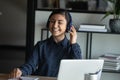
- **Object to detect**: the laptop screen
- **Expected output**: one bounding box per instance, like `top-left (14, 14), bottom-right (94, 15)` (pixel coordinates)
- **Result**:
top-left (57, 59), bottom-right (104, 80)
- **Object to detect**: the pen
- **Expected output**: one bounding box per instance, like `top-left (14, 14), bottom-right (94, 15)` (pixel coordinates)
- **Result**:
top-left (88, 69), bottom-right (101, 75)
top-left (95, 69), bottom-right (101, 74)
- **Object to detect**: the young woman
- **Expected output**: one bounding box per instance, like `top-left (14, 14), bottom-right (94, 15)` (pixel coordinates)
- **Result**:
top-left (9, 9), bottom-right (82, 78)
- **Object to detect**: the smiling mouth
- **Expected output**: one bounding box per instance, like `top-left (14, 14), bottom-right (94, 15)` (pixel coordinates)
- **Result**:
top-left (52, 28), bottom-right (60, 32)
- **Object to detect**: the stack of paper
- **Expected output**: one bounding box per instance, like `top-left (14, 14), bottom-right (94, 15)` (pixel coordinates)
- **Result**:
top-left (99, 53), bottom-right (120, 71)
top-left (78, 24), bottom-right (107, 32)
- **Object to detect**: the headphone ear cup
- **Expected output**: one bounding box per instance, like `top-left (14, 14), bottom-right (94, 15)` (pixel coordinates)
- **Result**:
top-left (66, 13), bottom-right (72, 32)
top-left (66, 21), bottom-right (72, 32)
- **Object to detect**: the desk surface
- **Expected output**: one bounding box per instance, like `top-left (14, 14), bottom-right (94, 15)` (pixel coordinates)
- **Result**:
top-left (0, 74), bottom-right (57, 80)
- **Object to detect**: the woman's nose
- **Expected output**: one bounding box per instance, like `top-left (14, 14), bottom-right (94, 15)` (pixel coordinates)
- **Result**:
top-left (53, 21), bottom-right (58, 28)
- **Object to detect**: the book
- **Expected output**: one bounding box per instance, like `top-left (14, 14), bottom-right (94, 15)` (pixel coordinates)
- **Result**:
top-left (100, 54), bottom-right (120, 60)
top-left (103, 53), bottom-right (120, 60)
top-left (78, 24), bottom-right (107, 32)
top-left (99, 57), bottom-right (120, 63)
top-left (104, 61), bottom-right (120, 67)
top-left (78, 28), bottom-right (107, 32)
top-left (103, 65), bottom-right (120, 71)
top-left (79, 24), bottom-right (106, 29)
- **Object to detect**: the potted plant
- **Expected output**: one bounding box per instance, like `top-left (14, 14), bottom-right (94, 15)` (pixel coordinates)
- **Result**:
top-left (102, 0), bottom-right (120, 32)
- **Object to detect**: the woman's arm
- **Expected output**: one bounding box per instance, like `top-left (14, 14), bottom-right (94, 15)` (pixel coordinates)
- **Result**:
top-left (69, 26), bottom-right (82, 59)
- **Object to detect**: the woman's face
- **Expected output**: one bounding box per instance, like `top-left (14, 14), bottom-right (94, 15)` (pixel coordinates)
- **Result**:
top-left (49, 14), bottom-right (67, 37)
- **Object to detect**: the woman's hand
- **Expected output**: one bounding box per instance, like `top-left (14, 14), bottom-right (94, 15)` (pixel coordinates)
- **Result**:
top-left (69, 26), bottom-right (77, 44)
top-left (9, 68), bottom-right (22, 78)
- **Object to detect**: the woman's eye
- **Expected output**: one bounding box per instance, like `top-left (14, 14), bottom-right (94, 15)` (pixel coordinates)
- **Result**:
top-left (49, 20), bottom-right (55, 23)
top-left (58, 21), bottom-right (64, 24)
top-left (49, 20), bottom-right (65, 25)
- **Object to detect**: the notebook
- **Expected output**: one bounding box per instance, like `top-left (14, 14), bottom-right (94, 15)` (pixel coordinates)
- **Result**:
top-left (57, 59), bottom-right (104, 80)
top-left (8, 76), bottom-right (39, 80)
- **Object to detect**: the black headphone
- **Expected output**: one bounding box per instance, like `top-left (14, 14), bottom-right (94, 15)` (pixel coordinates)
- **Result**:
top-left (66, 12), bottom-right (72, 32)
top-left (46, 9), bottom-right (72, 32)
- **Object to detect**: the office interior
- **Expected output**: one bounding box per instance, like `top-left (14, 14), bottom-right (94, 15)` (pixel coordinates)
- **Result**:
top-left (0, 0), bottom-right (120, 80)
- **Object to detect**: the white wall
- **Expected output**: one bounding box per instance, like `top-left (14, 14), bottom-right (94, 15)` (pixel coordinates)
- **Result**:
top-left (35, 10), bottom-right (120, 80)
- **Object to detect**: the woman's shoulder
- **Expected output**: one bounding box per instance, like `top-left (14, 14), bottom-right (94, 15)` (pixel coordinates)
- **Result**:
top-left (35, 38), bottom-right (50, 46)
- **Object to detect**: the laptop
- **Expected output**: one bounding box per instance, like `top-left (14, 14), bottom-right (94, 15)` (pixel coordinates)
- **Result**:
top-left (57, 59), bottom-right (104, 80)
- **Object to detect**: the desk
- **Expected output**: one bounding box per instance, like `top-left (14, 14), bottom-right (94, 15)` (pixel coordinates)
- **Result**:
top-left (0, 74), bottom-right (57, 80)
